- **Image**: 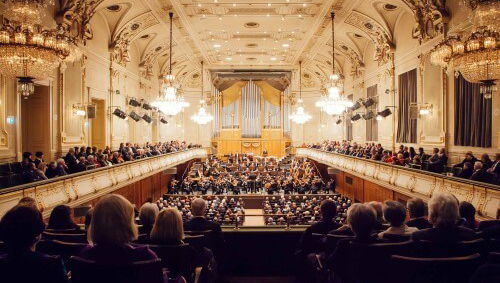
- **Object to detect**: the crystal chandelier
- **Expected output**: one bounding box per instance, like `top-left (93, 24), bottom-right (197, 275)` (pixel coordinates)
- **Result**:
top-left (315, 10), bottom-right (353, 114)
top-left (0, 0), bottom-right (74, 99)
top-left (290, 61), bottom-right (312, 125)
top-left (152, 12), bottom-right (189, 116)
top-left (430, 0), bottom-right (499, 99)
top-left (191, 61), bottom-right (214, 125)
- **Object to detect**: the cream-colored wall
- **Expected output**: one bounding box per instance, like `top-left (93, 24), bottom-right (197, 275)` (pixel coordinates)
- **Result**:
top-left (305, 4), bottom-right (499, 163)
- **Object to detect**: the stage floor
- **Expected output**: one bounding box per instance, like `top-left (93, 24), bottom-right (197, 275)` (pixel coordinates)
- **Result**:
top-left (242, 209), bottom-right (265, 226)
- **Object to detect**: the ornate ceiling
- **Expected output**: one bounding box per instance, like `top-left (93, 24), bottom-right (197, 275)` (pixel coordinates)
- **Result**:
top-left (48, 0), bottom-right (450, 88)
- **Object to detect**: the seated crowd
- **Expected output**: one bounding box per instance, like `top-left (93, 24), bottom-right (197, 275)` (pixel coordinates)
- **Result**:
top-left (155, 195), bottom-right (245, 226)
top-left (263, 195), bottom-right (350, 226)
top-left (306, 140), bottom-right (500, 185)
top-left (0, 195), bottom-right (223, 283)
top-left (296, 193), bottom-right (500, 283)
top-left (4, 141), bottom-right (200, 186)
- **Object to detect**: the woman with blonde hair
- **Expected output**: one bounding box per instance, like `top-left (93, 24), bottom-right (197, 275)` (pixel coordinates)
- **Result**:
top-left (78, 194), bottom-right (157, 263)
top-left (150, 208), bottom-right (185, 245)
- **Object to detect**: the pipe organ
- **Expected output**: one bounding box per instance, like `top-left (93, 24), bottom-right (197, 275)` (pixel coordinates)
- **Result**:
top-left (211, 80), bottom-right (291, 157)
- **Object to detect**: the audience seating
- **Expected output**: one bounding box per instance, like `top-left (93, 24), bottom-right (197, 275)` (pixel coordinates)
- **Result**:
top-left (70, 256), bottom-right (164, 283)
top-left (42, 231), bottom-right (88, 243)
top-left (413, 238), bottom-right (486, 257)
top-left (391, 253), bottom-right (482, 283)
top-left (36, 239), bottom-right (87, 266)
top-left (147, 243), bottom-right (197, 283)
top-left (381, 233), bottom-right (412, 243)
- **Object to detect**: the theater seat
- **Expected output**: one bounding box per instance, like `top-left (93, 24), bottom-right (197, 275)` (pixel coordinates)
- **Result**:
top-left (414, 239), bottom-right (486, 257)
top-left (381, 233), bottom-right (412, 243)
top-left (391, 253), bottom-right (482, 283)
top-left (148, 243), bottom-right (197, 283)
top-left (70, 256), bottom-right (164, 283)
top-left (42, 231), bottom-right (88, 243)
top-left (36, 239), bottom-right (87, 266)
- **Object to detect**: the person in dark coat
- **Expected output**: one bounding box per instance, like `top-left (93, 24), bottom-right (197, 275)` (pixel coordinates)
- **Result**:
top-left (406, 198), bottom-right (432, 230)
top-left (0, 205), bottom-right (68, 283)
top-left (412, 192), bottom-right (478, 243)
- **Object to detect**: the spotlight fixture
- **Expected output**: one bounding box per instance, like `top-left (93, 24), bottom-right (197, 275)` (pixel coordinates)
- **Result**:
top-left (362, 111), bottom-right (374, 120)
top-left (160, 117), bottom-right (168, 124)
top-left (350, 113), bottom-right (361, 122)
top-left (376, 108), bottom-right (392, 120)
top-left (142, 114), bottom-right (152, 123)
top-left (142, 102), bottom-right (152, 110)
top-left (350, 101), bottom-right (362, 111)
top-left (128, 98), bottom-right (141, 107)
top-left (336, 119), bottom-right (342, 125)
top-left (128, 111), bottom-right (141, 122)
top-left (363, 97), bottom-right (376, 108)
top-left (112, 108), bottom-right (127, 119)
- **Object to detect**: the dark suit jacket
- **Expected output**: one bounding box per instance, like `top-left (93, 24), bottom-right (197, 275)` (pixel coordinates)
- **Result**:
top-left (299, 220), bottom-right (341, 253)
top-left (184, 217), bottom-right (222, 234)
top-left (0, 251), bottom-right (68, 283)
top-left (470, 168), bottom-right (491, 183)
top-left (412, 225), bottom-right (478, 243)
top-left (406, 217), bottom-right (432, 230)
top-left (458, 167), bottom-right (474, 179)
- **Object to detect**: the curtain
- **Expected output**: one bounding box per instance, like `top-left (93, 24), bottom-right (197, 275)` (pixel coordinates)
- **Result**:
top-left (454, 74), bottom-right (492, 147)
top-left (396, 69), bottom-right (417, 143)
top-left (211, 87), bottom-right (221, 137)
top-left (366, 85), bottom-right (378, 141)
top-left (346, 94), bottom-right (353, 141)
top-left (242, 80), bottom-right (262, 138)
top-left (283, 87), bottom-right (291, 137)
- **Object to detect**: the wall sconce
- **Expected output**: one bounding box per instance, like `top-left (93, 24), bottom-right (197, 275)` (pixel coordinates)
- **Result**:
top-left (419, 103), bottom-right (433, 116)
top-left (73, 104), bottom-right (86, 117)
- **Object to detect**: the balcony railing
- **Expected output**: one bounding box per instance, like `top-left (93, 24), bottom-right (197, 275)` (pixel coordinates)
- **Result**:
top-left (296, 148), bottom-right (500, 219)
top-left (0, 148), bottom-right (208, 217)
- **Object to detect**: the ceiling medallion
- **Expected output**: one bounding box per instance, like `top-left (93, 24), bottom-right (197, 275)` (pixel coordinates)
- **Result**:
top-left (0, 0), bottom-right (77, 99)
top-left (430, 0), bottom-right (499, 99)
top-left (244, 22), bottom-right (260, 28)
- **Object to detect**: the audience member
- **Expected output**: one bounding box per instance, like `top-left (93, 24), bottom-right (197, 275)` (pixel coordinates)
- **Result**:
top-left (470, 161), bottom-right (491, 183)
top-left (298, 199), bottom-right (341, 251)
top-left (412, 193), bottom-right (478, 243)
top-left (150, 208), bottom-right (185, 245)
top-left (406, 198), bottom-right (432, 230)
top-left (378, 201), bottom-right (418, 239)
top-left (138, 202), bottom-right (159, 235)
top-left (458, 201), bottom-right (478, 230)
top-left (79, 194), bottom-right (157, 264)
top-left (47, 204), bottom-right (81, 231)
top-left (0, 205), bottom-right (68, 283)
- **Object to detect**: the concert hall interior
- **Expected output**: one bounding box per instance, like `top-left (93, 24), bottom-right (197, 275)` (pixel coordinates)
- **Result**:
top-left (0, 0), bottom-right (499, 283)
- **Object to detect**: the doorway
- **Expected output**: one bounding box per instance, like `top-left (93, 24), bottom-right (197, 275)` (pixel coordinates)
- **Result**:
top-left (21, 85), bottom-right (51, 159)
top-left (90, 98), bottom-right (106, 149)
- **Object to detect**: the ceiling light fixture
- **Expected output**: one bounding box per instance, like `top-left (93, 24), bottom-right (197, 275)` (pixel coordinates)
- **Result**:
top-left (191, 61), bottom-right (214, 125)
top-left (290, 61), bottom-right (312, 124)
top-left (430, 0), bottom-right (498, 99)
top-left (151, 12), bottom-right (189, 116)
top-left (282, 43), bottom-right (290, 48)
top-left (315, 10), bottom-right (353, 115)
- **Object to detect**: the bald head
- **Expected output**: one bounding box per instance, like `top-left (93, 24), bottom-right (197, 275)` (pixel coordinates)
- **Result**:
top-left (191, 198), bottom-right (207, 217)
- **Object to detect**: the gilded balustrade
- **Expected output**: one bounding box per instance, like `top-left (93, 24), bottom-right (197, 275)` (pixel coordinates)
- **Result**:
top-left (0, 148), bottom-right (208, 218)
top-left (296, 148), bottom-right (500, 219)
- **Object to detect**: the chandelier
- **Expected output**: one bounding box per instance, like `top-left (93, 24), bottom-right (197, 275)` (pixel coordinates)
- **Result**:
top-left (152, 12), bottom-right (189, 116)
top-left (0, 0), bottom-right (74, 99)
top-left (191, 61), bottom-right (214, 125)
top-left (430, 0), bottom-right (499, 99)
top-left (315, 10), bottom-right (353, 114)
top-left (290, 61), bottom-right (311, 125)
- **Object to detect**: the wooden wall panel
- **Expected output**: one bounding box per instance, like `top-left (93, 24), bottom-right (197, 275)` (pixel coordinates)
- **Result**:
top-left (363, 181), bottom-right (393, 203)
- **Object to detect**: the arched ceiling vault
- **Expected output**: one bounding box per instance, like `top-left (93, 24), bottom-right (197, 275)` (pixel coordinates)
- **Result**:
top-left (52, 0), bottom-right (448, 88)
